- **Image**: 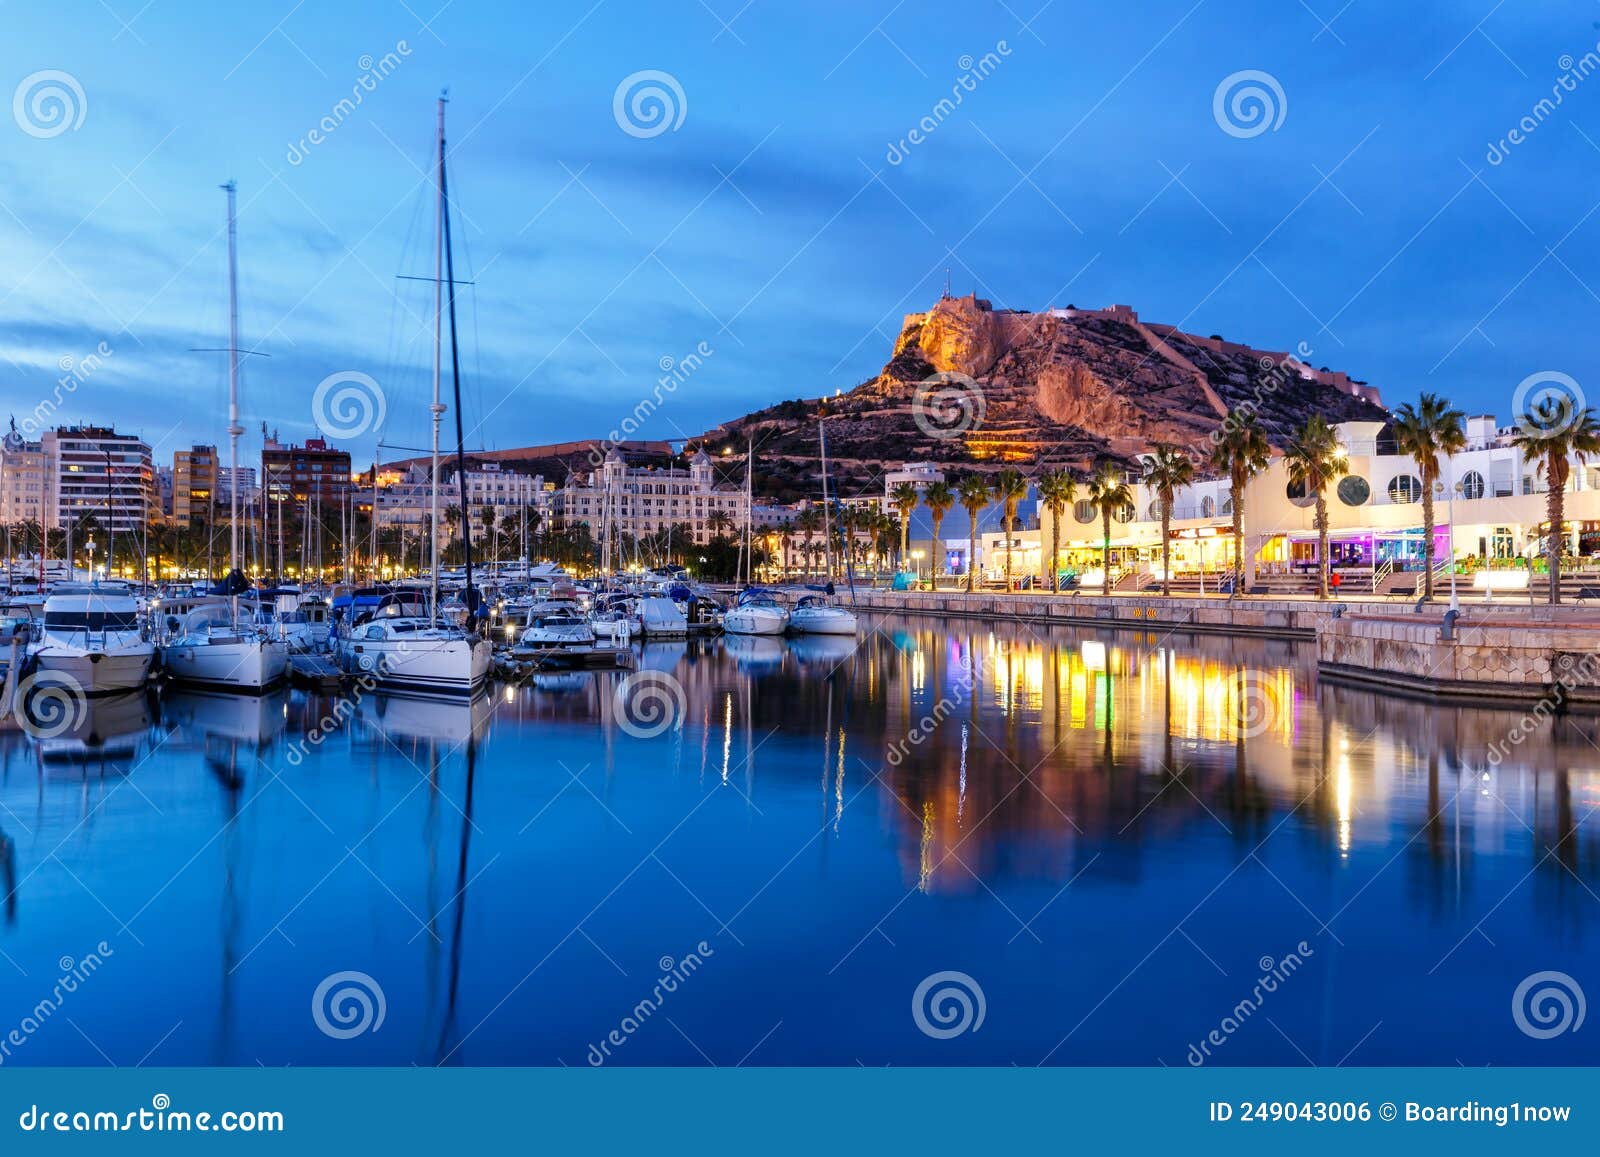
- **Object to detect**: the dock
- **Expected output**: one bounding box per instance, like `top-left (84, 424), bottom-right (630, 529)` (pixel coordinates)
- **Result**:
top-left (288, 653), bottom-right (347, 692)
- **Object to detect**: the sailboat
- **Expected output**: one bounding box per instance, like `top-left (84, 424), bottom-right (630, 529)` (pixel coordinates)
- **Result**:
top-left (161, 181), bottom-right (289, 694)
top-left (788, 418), bottom-right (859, 636)
top-left (334, 96), bottom-right (489, 696)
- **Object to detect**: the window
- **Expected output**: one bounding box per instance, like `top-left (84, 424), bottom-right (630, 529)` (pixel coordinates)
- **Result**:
top-left (1387, 474), bottom-right (1423, 504)
top-left (1285, 479), bottom-right (1315, 508)
top-left (1113, 502), bottom-right (1134, 524)
top-left (1337, 475), bottom-right (1370, 506)
top-left (1460, 470), bottom-right (1485, 500)
top-left (1074, 499), bottom-right (1095, 524)
top-left (1201, 495), bottom-right (1215, 518)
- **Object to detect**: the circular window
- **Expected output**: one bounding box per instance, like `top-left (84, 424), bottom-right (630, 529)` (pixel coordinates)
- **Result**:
top-left (1338, 475), bottom-right (1370, 506)
top-left (1387, 474), bottom-right (1423, 504)
top-left (1460, 470), bottom-right (1484, 500)
top-left (1114, 503), bottom-right (1134, 524)
top-left (1147, 499), bottom-right (1164, 520)
top-left (1285, 478), bottom-right (1315, 508)
top-left (1221, 496), bottom-right (1233, 516)
top-left (1201, 495), bottom-right (1215, 518)
top-left (1074, 499), bottom-right (1096, 524)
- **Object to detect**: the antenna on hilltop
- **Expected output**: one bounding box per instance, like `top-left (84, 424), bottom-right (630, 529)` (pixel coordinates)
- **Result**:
top-left (942, 268), bottom-right (951, 299)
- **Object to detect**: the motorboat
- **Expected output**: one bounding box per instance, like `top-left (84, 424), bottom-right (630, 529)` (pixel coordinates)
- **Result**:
top-left (588, 594), bottom-right (641, 642)
top-left (29, 583), bottom-right (155, 695)
top-left (335, 614), bottom-right (491, 696)
top-left (787, 594), bottom-right (859, 636)
top-left (510, 603), bottom-right (596, 650)
top-left (160, 602), bottom-right (289, 693)
top-left (723, 589), bottom-right (789, 636)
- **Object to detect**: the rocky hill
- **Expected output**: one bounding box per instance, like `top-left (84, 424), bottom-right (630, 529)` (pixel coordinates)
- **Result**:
top-left (702, 295), bottom-right (1389, 497)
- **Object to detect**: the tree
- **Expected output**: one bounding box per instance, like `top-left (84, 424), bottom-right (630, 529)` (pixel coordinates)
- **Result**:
top-left (778, 518), bottom-right (795, 578)
top-left (795, 506), bottom-right (822, 579)
top-left (1087, 460), bottom-right (1132, 596)
top-left (993, 468), bottom-right (1029, 591)
top-left (1036, 469), bottom-right (1076, 592)
top-left (1391, 392), bottom-right (1467, 600)
top-left (922, 480), bottom-right (954, 585)
top-left (1207, 415), bottom-right (1272, 592)
top-left (1141, 445), bottom-right (1193, 597)
top-left (889, 482), bottom-right (920, 569)
top-left (1512, 396), bottom-right (1600, 605)
top-left (957, 474), bottom-right (993, 593)
top-left (1282, 417), bottom-right (1348, 599)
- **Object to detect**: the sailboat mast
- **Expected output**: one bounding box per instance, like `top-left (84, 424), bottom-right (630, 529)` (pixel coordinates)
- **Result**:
top-left (223, 180), bottom-right (242, 577)
top-left (439, 106), bottom-right (476, 616)
top-left (819, 419), bottom-right (833, 581)
top-left (429, 97), bottom-right (446, 619)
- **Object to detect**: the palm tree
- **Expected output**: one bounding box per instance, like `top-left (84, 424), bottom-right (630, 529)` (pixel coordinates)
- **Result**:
top-left (1282, 416), bottom-right (1348, 599)
top-left (1036, 469), bottom-right (1076, 592)
top-left (1207, 414), bottom-right (1272, 592)
top-left (889, 482), bottom-right (920, 570)
top-left (1512, 396), bottom-right (1600, 604)
top-left (1087, 460), bottom-right (1132, 595)
top-left (957, 474), bottom-right (993, 593)
top-left (923, 480), bottom-right (954, 586)
top-left (777, 518), bottom-right (795, 579)
top-left (993, 468), bottom-right (1028, 590)
top-left (1141, 445), bottom-right (1193, 596)
top-left (796, 506), bottom-right (822, 579)
top-left (1391, 392), bottom-right (1467, 600)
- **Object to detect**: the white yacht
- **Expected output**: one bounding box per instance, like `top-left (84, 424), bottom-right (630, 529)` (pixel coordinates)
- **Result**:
top-left (787, 594), bottom-right (859, 636)
top-left (588, 594), bottom-right (641, 641)
top-left (723, 590), bottom-right (789, 636)
top-left (336, 615), bottom-right (491, 696)
top-left (161, 602), bottom-right (289, 693)
top-left (31, 584), bottom-right (155, 695)
top-left (508, 602), bottom-right (595, 650)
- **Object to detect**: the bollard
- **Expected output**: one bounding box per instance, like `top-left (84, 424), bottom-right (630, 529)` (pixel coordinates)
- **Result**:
top-left (1440, 608), bottom-right (1460, 641)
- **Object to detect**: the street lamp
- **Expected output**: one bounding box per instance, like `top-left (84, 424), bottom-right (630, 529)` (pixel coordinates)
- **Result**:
top-left (1436, 470), bottom-right (1460, 613)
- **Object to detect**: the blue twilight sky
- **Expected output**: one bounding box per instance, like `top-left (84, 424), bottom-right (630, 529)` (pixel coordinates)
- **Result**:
top-left (3, 0), bottom-right (1600, 466)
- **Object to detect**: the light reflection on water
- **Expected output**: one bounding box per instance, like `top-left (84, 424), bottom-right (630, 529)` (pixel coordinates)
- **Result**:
top-left (0, 614), bottom-right (1595, 1067)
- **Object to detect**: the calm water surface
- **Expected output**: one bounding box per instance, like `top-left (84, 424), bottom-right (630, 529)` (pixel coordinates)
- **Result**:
top-left (1, 614), bottom-right (1596, 1066)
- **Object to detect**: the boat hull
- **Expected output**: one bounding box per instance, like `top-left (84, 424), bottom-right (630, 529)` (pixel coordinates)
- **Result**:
top-left (33, 648), bottom-right (154, 696)
top-left (788, 608), bottom-right (859, 635)
top-left (163, 638), bottom-right (290, 693)
top-left (724, 607), bottom-right (789, 636)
